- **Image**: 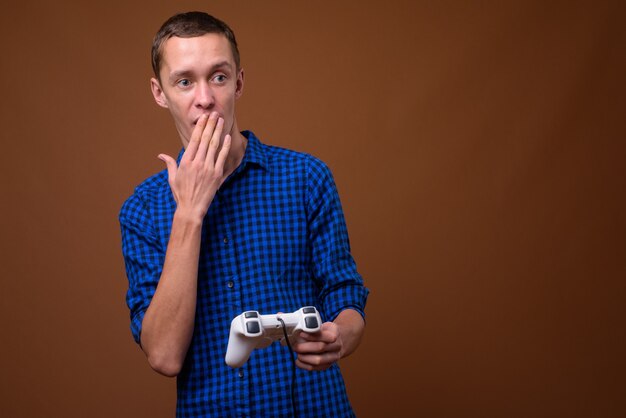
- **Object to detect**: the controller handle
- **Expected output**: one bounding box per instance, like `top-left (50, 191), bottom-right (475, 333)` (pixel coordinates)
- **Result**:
top-left (225, 311), bottom-right (271, 368)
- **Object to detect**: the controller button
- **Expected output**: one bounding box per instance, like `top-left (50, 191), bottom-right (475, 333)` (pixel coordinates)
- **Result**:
top-left (244, 312), bottom-right (259, 318)
top-left (246, 321), bottom-right (261, 334)
top-left (305, 317), bottom-right (319, 329)
top-left (302, 307), bottom-right (316, 314)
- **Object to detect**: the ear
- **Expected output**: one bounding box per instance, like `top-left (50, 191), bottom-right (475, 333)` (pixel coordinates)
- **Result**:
top-left (235, 68), bottom-right (245, 99)
top-left (150, 77), bottom-right (169, 108)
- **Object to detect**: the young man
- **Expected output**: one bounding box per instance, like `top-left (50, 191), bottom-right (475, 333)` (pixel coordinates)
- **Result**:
top-left (120, 12), bottom-right (369, 417)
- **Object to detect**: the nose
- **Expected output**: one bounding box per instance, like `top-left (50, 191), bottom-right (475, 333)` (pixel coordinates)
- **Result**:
top-left (195, 81), bottom-right (215, 110)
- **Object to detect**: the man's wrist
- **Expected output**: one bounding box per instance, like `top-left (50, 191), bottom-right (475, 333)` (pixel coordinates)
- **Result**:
top-left (173, 208), bottom-right (204, 227)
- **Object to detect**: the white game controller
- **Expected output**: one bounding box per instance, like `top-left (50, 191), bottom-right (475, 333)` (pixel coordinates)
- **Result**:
top-left (225, 306), bottom-right (322, 368)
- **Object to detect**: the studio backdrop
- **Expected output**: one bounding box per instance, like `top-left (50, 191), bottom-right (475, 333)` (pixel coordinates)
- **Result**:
top-left (0, 1), bottom-right (624, 417)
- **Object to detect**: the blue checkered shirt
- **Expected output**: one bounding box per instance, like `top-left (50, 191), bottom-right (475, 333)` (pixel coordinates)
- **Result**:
top-left (120, 131), bottom-right (369, 417)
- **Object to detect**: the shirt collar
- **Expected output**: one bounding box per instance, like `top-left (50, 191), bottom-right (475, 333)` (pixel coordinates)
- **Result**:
top-left (240, 130), bottom-right (269, 172)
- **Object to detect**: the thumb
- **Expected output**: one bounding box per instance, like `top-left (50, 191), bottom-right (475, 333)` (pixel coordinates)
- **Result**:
top-left (158, 154), bottom-right (177, 182)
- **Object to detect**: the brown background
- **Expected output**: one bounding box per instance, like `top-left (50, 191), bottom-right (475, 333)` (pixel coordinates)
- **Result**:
top-left (1, 1), bottom-right (624, 417)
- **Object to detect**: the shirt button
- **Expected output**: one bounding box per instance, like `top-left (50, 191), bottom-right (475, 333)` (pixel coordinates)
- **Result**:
top-left (227, 281), bottom-right (234, 288)
top-left (223, 237), bottom-right (229, 244)
top-left (238, 370), bottom-right (244, 378)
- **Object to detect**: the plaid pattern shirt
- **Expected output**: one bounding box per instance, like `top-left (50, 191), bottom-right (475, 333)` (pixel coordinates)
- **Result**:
top-left (120, 131), bottom-right (369, 417)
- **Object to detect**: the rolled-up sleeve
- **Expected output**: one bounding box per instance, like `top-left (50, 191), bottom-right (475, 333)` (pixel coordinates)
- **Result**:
top-left (306, 157), bottom-right (369, 322)
top-left (119, 192), bottom-right (164, 345)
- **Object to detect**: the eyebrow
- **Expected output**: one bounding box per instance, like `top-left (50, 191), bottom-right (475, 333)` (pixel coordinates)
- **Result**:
top-left (168, 60), bottom-right (233, 83)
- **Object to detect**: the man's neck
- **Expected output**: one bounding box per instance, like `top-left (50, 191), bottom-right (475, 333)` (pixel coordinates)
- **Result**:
top-left (223, 128), bottom-right (247, 178)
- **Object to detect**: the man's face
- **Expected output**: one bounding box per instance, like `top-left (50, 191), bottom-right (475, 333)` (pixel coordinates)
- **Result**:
top-left (151, 33), bottom-right (244, 147)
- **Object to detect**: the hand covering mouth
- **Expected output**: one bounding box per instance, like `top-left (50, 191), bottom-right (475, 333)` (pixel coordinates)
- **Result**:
top-left (193, 113), bottom-right (222, 125)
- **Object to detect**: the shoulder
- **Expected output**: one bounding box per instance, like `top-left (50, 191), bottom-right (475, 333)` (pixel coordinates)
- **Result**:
top-left (247, 133), bottom-right (337, 198)
top-left (262, 142), bottom-right (332, 179)
top-left (246, 130), bottom-right (331, 176)
top-left (119, 170), bottom-right (169, 221)
top-left (133, 169), bottom-right (169, 196)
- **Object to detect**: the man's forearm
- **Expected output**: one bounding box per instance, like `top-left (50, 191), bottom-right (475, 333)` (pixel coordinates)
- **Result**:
top-left (139, 113), bottom-right (233, 376)
top-left (140, 210), bottom-right (202, 376)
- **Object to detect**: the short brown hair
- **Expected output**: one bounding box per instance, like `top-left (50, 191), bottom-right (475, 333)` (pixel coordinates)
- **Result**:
top-left (151, 11), bottom-right (240, 79)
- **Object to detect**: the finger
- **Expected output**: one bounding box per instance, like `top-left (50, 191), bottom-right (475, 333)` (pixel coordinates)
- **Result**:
top-left (214, 134), bottom-right (231, 173)
top-left (196, 112), bottom-right (219, 161)
top-left (299, 327), bottom-right (338, 344)
top-left (183, 114), bottom-right (209, 162)
top-left (294, 340), bottom-right (341, 355)
top-left (297, 351), bottom-right (340, 367)
top-left (205, 117), bottom-right (224, 166)
top-left (295, 352), bottom-right (340, 371)
top-left (158, 154), bottom-right (177, 183)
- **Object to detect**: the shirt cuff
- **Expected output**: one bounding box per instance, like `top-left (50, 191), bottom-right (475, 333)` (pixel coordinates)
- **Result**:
top-left (322, 283), bottom-right (370, 323)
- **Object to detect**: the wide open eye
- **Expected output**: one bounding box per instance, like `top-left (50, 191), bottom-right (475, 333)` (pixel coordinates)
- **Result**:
top-left (177, 79), bottom-right (191, 88)
top-left (212, 74), bottom-right (227, 84)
